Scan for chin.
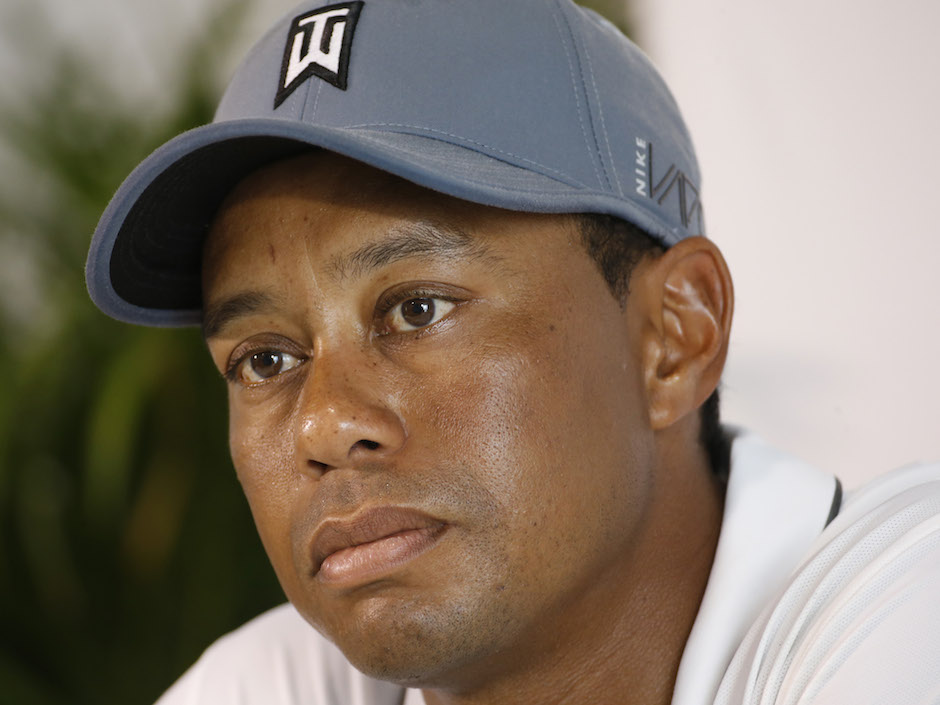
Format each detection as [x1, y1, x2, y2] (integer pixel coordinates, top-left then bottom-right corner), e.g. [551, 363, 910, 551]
[324, 591, 516, 688]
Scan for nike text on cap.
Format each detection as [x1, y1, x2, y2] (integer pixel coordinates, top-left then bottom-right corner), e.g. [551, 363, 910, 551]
[86, 0, 704, 327]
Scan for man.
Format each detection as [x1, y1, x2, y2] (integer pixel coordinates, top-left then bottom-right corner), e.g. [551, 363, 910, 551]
[85, 1, 940, 703]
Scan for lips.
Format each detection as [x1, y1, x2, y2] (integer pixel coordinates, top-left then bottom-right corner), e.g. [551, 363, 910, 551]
[310, 506, 446, 584]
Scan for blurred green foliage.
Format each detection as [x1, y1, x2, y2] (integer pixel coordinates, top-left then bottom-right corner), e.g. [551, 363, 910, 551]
[580, 0, 632, 33]
[0, 1, 631, 703]
[0, 2, 285, 704]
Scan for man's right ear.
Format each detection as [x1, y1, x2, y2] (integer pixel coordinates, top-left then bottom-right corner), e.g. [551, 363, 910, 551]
[633, 236, 734, 431]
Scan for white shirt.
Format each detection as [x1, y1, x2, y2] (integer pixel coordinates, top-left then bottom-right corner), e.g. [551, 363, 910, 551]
[156, 432, 940, 704]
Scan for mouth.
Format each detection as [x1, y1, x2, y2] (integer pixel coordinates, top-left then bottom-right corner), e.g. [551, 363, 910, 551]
[311, 506, 447, 586]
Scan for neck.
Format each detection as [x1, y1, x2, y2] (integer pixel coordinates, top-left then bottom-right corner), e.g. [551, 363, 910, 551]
[420, 432, 725, 705]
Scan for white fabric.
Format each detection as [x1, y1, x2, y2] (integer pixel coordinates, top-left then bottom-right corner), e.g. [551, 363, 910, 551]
[155, 432, 940, 705]
[155, 602, 403, 705]
[712, 462, 940, 705]
[671, 432, 838, 704]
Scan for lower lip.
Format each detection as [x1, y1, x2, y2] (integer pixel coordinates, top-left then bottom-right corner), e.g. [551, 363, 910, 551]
[317, 525, 446, 586]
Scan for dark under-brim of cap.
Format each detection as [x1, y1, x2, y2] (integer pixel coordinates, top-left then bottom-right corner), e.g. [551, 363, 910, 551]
[86, 117, 681, 327]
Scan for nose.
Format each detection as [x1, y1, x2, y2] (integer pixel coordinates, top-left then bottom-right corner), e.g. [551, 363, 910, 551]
[294, 351, 407, 474]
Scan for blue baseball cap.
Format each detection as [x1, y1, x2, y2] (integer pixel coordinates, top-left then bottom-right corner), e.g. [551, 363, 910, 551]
[86, 0, 704, 327]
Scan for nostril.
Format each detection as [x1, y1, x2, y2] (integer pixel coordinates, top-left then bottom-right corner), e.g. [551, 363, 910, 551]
[356, 439, 380, 451]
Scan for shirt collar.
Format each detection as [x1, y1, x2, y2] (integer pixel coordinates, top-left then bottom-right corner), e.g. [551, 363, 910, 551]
[670, 429, 840, 705]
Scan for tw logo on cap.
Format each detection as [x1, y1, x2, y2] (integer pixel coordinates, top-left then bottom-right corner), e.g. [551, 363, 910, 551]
[275, 1, 364, 108]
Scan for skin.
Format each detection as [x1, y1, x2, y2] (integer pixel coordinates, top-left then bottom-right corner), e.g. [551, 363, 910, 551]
[202, 151, 733, 705]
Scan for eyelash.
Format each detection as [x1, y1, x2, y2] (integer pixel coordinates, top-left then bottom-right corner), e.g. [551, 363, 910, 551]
[222, 287, 462, 385]
[375, 286, 446, 318]
[376, 285, 463, 337]
[224, 349, 290, 384]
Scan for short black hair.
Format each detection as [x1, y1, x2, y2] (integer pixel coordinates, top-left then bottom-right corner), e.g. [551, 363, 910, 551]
[577, 213, 730, 480]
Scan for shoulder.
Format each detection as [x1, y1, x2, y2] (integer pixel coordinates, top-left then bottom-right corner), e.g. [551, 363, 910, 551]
[716, 462, 940, 705]
[155, 603, 405, 705]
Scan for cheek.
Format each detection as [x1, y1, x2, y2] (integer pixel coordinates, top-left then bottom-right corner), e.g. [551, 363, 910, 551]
[408, 314, 650, 555]
[228, 391, 294, 494]
[227, 391, 303, 587]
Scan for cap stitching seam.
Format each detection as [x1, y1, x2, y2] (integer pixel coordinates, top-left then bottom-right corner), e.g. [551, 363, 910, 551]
[301, 77, 321, 122]
[548, 3, 605, 188]
[341, 131, 600, 195]
[344, 123, 590, 188]
[581, 36, 623, 197]
[551, 1, 612, 192]
[311, 81, 324, 122]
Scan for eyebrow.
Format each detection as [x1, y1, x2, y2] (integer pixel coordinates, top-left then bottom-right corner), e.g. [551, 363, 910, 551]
[202, 222, 499, 338]
[202, 291, 278, 339]
[327, 221, 498, 282]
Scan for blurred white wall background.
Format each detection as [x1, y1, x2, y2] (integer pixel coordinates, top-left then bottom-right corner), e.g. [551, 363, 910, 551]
[634, 0, 940, 486]
[3, 0, 937, 487]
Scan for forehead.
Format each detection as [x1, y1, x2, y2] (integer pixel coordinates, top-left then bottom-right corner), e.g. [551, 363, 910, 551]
[202, 151, 580, 291]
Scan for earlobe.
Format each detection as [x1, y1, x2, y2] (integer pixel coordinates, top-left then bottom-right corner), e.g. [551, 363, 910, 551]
[640, 237, 734, 430]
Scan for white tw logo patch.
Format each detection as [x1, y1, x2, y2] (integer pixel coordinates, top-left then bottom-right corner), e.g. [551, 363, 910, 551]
[275, 1, 364, 108]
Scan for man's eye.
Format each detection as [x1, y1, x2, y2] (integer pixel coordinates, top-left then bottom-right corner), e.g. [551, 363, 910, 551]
[385, 297, 456, 333]
[235, 350, 303, 385]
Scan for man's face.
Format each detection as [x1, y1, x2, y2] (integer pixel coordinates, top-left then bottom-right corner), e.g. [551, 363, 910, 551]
[202, 152, 657, 688]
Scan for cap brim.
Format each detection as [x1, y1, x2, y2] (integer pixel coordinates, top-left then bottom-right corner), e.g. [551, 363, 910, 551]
[86, 118, 678, 327]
